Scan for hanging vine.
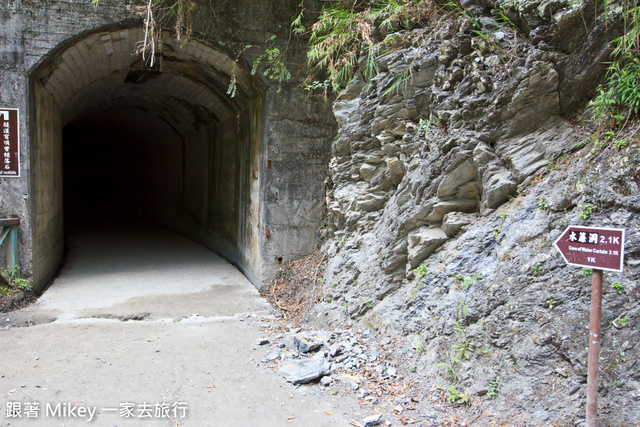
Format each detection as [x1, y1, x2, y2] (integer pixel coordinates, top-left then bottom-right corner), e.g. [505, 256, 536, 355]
[92, 0, 196, 68]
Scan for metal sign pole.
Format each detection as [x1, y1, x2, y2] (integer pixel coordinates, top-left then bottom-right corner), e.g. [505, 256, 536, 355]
[586, 268, 603, 427]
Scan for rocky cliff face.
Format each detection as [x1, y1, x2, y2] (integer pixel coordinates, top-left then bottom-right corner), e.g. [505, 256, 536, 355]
[310, 0, 640, 424]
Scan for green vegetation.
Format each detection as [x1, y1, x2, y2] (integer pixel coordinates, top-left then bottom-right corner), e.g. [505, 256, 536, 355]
[250, 35, 291, 84]
[611, 281, 624, 294]
[443, 385, 470, 404]
[531, 264, 543, 276]
[302, 0, 451, 91]
[588, 0, 640, 150]
[413, 262, 428, 279]
[579, 204, 597, 219]
[614, 315, 629, 328]
[593, 55, 640, 119]
[410, 263, 429, 299]
[487, 380, 499, 400]
[451, 305, 474, 359]
[592, 0, 640, 117]
[436, 302, 476, 382]
[453, 273, 483, 290]
[0, 267, 32, 292]
[436, 350, 460, 380]
[414, 333, 426, 354]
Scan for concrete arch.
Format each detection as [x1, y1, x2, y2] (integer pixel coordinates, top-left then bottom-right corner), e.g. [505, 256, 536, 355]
[29, 25, 264, 290]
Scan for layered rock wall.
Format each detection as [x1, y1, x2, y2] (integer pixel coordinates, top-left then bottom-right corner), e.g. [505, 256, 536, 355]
[313, 0, 639, 424]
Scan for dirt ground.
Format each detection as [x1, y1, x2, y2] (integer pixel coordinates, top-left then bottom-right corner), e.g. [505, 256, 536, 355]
[0, 228, 363, 426]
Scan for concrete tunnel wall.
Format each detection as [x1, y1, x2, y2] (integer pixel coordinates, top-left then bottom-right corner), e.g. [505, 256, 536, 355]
[1, 0, 337, 293]
[28, 27, 264, 291]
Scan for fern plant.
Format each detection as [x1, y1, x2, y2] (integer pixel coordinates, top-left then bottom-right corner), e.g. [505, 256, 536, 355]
[305, 0, 450, 91]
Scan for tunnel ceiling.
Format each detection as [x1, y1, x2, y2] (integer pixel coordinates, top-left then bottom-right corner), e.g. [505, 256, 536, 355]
[32, 27, 258, 127]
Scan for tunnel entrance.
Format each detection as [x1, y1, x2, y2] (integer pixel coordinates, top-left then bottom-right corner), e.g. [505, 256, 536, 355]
[29, 27, 263, 290]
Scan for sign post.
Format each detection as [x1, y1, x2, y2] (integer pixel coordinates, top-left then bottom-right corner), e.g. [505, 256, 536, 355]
[554, 226, 625, 427]
[0, 108, 20, 177]
[586, 268, 603, 427]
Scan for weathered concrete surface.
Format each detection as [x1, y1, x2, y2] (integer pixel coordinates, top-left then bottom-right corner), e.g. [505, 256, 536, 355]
[33, 225, 271, 321]
[1, 0, 336, 292]
[1, 227, 358, 426]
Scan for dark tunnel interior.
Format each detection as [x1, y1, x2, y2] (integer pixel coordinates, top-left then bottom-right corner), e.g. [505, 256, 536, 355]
[62, 110, 185, 232]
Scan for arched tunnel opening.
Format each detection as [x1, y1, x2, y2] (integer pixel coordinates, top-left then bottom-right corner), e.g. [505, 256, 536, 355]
[29, 27, 263, 291]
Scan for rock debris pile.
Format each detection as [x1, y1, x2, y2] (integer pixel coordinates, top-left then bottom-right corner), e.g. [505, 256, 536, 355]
[254, 324, 458, 426]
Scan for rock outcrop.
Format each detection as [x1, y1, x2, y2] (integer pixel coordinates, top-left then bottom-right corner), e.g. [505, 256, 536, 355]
[309, 0, 640, 424]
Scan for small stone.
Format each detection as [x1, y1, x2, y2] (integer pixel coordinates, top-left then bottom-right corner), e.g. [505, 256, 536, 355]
[328, 343, 341, 357]
[279, 357, 330, 384]
[335, 354, 348, 363]
[362, 413, 383, 426]
[257, 338, 270, 346]
[320, 376, 333, 387]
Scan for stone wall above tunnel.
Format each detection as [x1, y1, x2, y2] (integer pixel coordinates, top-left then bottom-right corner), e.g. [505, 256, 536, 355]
[0, 0, 336, 291]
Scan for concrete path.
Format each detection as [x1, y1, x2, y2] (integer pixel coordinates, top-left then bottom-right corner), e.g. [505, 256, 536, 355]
[36, 226, 271, 321]
[0, 227, 358, 426]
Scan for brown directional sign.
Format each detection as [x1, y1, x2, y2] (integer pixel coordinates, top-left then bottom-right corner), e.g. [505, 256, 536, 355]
[0, 108, 19, 177]
[554, 226, 625, 272]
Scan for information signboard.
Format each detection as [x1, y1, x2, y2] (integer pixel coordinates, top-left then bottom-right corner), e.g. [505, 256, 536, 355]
[554, 226, 625, 272]
[0, 108, 19, 177]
